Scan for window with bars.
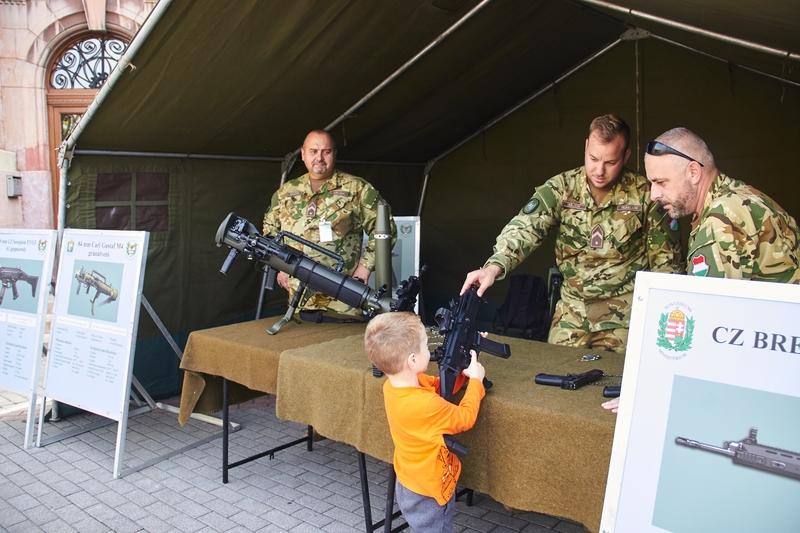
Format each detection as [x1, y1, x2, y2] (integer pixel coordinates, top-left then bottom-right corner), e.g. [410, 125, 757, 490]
[95, 172, 169, 232]
[50, 36, 128, 89]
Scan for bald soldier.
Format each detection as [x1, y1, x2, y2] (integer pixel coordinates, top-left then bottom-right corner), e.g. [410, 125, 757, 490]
[603, 126, 800, 414]
[263, 129, 397, 316]
[462, 114, 682, 353]
[645, 127, 799, 282]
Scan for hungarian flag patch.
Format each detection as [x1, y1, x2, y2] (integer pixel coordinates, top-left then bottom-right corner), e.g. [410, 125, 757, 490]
[691, 254, 709, 276]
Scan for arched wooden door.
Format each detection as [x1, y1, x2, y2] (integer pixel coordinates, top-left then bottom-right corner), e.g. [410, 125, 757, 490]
[46, 34, 130, 224]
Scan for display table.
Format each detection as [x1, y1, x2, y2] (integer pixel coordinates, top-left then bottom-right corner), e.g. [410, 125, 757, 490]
[275, 333, 621, 532]
[177, 318, 365, 425]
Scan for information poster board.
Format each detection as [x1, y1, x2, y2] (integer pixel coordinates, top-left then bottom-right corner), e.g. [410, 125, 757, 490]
[0, 229, 57, 447]
[601, 272, 800, 533]
[43, 230, 148, 422]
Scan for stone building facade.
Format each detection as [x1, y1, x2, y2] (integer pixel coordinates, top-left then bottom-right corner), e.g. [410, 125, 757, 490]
[0, 0, 156, 229]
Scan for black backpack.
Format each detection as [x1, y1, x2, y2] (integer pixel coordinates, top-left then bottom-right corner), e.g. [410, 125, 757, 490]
[493, 274, 550, 341]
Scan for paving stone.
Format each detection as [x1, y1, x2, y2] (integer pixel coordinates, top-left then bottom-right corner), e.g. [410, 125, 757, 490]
[1, 392, 593, 533]
[554, 519, 591, 533]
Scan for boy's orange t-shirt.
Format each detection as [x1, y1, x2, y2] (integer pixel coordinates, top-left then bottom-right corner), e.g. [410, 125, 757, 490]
[383, 373, 485, 505]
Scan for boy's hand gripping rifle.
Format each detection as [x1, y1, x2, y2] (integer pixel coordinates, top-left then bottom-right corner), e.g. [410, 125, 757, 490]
[74, 267, 119, 315]
[215, 213, 420, 333]
[431, 285, 511, 455]
[0, 266, 39, 305]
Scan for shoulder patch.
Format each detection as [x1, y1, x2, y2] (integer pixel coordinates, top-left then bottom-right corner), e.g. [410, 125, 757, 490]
[690, 255, 709, 276]
[522, 198, 539, 214]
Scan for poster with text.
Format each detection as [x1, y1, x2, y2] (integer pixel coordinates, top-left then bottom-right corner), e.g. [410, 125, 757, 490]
[0, 230, 56, 396]
[600, 273, 800, 533]
[43, 230, 148, 421]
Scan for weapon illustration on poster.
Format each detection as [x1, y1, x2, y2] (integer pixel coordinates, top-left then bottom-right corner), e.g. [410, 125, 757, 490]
[675, 428, 800, 481]
[74, 267, 119, 316]
[0, 266, 39, 306]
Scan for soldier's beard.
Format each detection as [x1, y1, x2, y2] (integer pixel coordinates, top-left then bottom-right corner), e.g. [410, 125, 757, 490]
[662, 182, 696, 218]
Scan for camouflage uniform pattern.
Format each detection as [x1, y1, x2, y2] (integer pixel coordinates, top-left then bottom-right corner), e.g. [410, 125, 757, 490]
[688, 174, 799, 283]
[263, 170, 397, 313]
[485, 166, 682, 352]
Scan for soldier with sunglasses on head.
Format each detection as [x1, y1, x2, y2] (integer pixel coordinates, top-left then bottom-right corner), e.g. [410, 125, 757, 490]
[644, 127, 799, 282]
[603, 127, 799, 414]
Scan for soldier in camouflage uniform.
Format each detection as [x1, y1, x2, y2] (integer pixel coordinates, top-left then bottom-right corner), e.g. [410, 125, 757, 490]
[604, 127, 800, 416]
[462, 115, 682, 353]
[263, 130, 397, 315]
[645, 127, 799, 282]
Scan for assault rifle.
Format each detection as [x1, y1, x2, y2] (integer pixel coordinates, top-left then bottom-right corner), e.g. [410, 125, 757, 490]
[431, 286, 511, 455]
[74, 267, 119, 315]
[215, 213, 420, 333]
[675, 428, 800, 481]
[534, 369, 604, 390]
[0, 266, 39, 305]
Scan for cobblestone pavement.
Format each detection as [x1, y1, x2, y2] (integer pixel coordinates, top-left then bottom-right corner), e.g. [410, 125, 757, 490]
[0, 392, 590, 533]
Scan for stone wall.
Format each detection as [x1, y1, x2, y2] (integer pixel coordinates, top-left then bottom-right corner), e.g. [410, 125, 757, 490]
[0, 0, 156, 228]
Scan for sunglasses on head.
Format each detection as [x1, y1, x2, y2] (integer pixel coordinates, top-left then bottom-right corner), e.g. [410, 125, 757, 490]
[645, 141, 704, 167]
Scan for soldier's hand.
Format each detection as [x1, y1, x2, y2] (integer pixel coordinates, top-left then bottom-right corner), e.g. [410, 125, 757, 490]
[462, 350, 486, 381]
[602, 397, 619, 414]
[277, 271, 291, 291]
[460, 264, 503, 297]
[352, 264, 370, 284]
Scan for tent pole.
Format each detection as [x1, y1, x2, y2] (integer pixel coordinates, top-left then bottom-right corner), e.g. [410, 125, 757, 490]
[578, 0, 800, 62]
[56, 0, 177, 233]
[418, 38, 622, 215]
[426, 38, 623, 171]
[70, 148, 424, 167]
[417, 161, 434, 218]
[280, 153, 298, 186]
[634, 38, 641, 172]
[322, 0, 495, 134]
[73, 149, 284, 162]
[650, 34, 800, 89]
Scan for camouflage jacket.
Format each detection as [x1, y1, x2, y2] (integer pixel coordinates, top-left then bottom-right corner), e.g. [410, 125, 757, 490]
[485, 166, 682, 331]
[688, 174, 799, 283]
[262, 171, 397, 311]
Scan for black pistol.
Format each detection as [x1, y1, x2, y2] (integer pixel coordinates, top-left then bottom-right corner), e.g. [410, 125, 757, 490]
[534, 368, 604, 390]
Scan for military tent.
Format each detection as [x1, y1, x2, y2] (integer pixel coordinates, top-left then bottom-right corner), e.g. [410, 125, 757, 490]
[59, 0, 800, 397]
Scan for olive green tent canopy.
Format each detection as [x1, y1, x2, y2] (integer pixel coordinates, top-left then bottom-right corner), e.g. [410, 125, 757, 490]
[63, 0, 800, 398]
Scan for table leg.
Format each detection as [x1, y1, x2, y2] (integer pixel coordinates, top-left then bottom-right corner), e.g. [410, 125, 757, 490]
[222, 377, 229, 483]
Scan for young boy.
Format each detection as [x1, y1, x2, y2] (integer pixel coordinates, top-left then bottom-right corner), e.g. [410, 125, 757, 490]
[364, 312, 486, 532]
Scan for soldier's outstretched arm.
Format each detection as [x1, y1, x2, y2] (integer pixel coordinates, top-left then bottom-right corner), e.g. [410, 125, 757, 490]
[460, 264, 503, 297]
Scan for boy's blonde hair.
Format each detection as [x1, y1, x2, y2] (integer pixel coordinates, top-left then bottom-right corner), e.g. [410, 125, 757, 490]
[364, 312, 425, 375]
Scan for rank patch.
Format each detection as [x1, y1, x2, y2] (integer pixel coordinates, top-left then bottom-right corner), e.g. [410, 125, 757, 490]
[589, 224, 605, 248]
